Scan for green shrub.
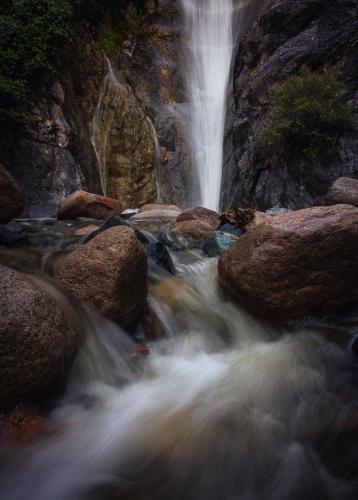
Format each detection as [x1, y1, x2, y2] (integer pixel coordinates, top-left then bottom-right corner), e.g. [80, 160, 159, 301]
[0, 0, 74, 125]
[98, 23, 118, 55]
[262, 68, 355, 160]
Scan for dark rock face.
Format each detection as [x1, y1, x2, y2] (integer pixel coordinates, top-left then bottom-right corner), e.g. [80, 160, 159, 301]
[0, 165, 24, 223]
[228, 0, 358, 210]
[57, 190, 123, 220]
[120, 1, 193, 207]
[0, 266, 80, 410]
[0, 36, 104, 218]
[326, 177, 358, 207]
[54, 226, 148, 327]
[218, 204, 358, 322]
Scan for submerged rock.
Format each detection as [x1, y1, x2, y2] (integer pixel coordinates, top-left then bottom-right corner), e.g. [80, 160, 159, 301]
[54, 226, 147, 327]
[0, 221, 29, 246]
[203, 231, 240, 257]
[326, 177, 358, 208]
[0, 411, 55, 446]
[0, 266, 80, 410]
[159, 230, 196, 251]
[218, 205, 358, 322]
[218, 224, 243, 238]
[57, 190, 122, 220]
[0, 165, 24, 223]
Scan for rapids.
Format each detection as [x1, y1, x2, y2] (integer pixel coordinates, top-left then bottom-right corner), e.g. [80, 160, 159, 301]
[0, 220, 357, 500]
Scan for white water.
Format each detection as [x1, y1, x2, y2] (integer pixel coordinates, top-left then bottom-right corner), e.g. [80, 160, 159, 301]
[91, 57, 118, 197]
[181, 0, 236, 210]
[0, 259, 356, 500]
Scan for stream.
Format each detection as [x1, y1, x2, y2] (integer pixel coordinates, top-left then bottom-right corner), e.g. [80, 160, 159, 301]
[0, 218, 358, 500]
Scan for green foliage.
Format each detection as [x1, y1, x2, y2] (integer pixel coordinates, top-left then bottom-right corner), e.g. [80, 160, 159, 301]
[262, 68, 355, 160]
[0, 0, 147, 126]
[98, 23, 118, 55]
[0, 0, 74, 125]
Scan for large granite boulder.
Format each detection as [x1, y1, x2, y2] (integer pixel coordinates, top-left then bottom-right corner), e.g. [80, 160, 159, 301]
[54, 226, 147, 326]
[0, 165, 24, 223]
[0, 266, 80, 410]
[57, 190, 123, 220]
[218, 205, 358, 322]
[326, 177, 358, 207]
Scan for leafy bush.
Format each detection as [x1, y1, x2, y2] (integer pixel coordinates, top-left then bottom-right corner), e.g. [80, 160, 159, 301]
[0, 0, 147, 126]
[0, 0, 74, 125]
[262, 68, 355, 160]
[98, 23, 118, 55]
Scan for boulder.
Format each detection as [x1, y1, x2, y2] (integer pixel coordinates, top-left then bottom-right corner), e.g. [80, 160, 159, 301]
[221, 208, 270, 231]
[0, 165, 24, 223]
[0, 266, 80, 410]
[176, 207, 221, 230]
[139, 203, 182, 214]
[57, 190, 122, 220]
[326, 177, 358, 208]
[130, 209, 181, 223]
[203, 231, 240, 257]
[54, 226, 147, 326]
[170, 220, 216, 240]
[218, 205, 358, 322]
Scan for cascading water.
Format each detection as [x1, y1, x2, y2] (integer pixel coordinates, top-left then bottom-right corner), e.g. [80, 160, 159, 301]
[91, 56, 116, 197]
[0, 229, 357, 500]
[181, 0, 235, 210]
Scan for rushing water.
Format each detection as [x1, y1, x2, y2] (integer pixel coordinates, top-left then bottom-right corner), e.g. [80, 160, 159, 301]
[0, 221, 358, 500]
[181, 0, 235, 210]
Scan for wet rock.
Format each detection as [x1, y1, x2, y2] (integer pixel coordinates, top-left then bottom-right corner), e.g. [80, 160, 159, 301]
[218, 205, 358, 322]
[326, 177, 358, 208]
[170, 220, 216, 241]
[0, 222, 29, 246]
[221, 208, 270, 231]
[130, 209, 181, 223]
[1, 411, 55, 446]
[54, 226, 147, 327]
[73, 224, 100, 237]
[159, 230, 196, 251]
[0, 165, 24, 223]
[218, 224, 243, 238]
[57, 190, 123, 220]
[0, 266, 80, 410]
[139, 203, 182, 214]
[143, 306, 166, 340]
[203, 231, 240, 257]
[176, 207, 221, 230]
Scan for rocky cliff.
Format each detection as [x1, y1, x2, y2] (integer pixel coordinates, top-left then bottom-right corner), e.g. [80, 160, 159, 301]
[228, 0, 358, 210]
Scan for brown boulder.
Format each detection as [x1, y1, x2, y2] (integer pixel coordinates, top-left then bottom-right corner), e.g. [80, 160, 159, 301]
[57, 190, 122, 220]
[326, 177, 358, 207]
[221, 208, 270, 231]
[176, 207, 221, 230]
[218, 205, 358, 322]
[171, 220, 215, 240]
[0, 165, 24, 223]
[0, 266, 80, 410]
[54, 226, 147, 326]
[130, 209, 181, 223]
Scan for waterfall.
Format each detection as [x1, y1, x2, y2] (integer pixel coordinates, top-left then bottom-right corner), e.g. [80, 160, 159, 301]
[91, 57, 118, 197]
[181, 0, 236, 211]
[146, 116, 162, 202]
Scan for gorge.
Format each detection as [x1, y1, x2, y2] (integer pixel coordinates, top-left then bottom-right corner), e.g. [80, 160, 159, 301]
[0, 1, 358, 499]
